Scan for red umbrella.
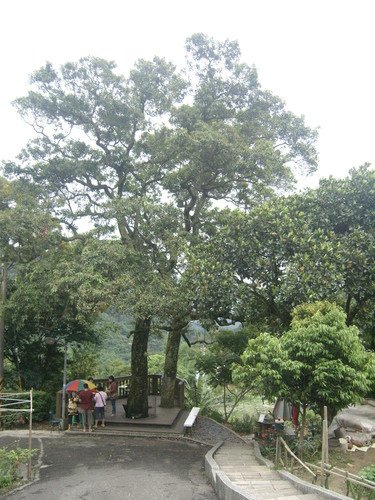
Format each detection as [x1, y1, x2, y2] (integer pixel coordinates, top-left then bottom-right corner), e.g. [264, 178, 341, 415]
[65, 379, 96, 392]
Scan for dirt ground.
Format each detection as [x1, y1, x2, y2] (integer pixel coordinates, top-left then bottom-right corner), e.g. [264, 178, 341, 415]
[294, 441, 375, 497]
[328, 444, 375, 496]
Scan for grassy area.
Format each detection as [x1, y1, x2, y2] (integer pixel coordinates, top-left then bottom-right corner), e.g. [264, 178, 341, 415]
[228, 395, 274, 420]
[205, 393, 275, 434]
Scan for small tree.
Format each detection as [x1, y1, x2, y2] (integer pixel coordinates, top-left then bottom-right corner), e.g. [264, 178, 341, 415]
[283, 302, 373, 422]
[195, 328, 253, 421]
[234, 302, 374, 455]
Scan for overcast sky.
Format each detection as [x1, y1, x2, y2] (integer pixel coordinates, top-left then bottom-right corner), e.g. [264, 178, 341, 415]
[1, 0, 374, 189]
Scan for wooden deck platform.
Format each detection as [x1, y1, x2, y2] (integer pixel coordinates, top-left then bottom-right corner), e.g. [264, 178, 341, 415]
[105, 396, 182, 427]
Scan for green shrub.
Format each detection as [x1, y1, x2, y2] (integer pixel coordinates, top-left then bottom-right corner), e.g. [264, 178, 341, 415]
[230, 414, 257, 434]
[359, 465, 375, 482]
[0, 390, 52, 429]
[0, 390, 31, 429]
[0, 447, 36, 490]
[32, 391, 54, 421]
[347, 464, 375, 499]
[203, 407, 225, 423]
[184, 374, 218, 411]
[0, 413, 23, 430]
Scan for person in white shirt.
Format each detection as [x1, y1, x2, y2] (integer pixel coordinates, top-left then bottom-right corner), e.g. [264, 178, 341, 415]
[93, 384, 107, 428]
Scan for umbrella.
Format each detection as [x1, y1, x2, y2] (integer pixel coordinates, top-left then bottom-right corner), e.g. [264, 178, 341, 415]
[65, 379, 96, 393]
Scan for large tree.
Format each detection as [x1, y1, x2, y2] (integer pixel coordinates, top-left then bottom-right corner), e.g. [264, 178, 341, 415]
[0, 177, 60, 391]
[186, 166, 374, 336]
[289, 165, 375, 330]
[158, 33, 317, 404]
[3, 235, 112, 391]
[4, 56, 183, 416]
[3, 34, 318, 412]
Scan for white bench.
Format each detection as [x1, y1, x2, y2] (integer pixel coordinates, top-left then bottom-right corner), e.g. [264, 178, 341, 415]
[184, 407, 200, 433]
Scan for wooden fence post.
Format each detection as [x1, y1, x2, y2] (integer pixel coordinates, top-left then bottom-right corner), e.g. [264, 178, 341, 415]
[321, 405, 328, 487]
[276, 436, 280, 466]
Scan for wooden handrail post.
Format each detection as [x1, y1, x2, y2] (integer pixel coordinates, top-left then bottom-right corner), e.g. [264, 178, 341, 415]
[276, 436, 280, 466]
[285, 445, 288, 470]
[280, 437, 316, 480]
[321, 406, 328, 488]
[28, 389, 33, 480]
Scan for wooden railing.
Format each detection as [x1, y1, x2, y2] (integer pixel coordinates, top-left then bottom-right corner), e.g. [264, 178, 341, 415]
[57, 375, 185, 416]
[276, 436, 375, 498]
[275, 436, 318, 482]
[94, 374, 184, 405]
[93, 374, 164, 396]
[304, 462, 375, 498]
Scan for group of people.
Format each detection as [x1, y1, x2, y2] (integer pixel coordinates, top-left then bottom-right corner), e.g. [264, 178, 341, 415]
[67, 376, 118, 432]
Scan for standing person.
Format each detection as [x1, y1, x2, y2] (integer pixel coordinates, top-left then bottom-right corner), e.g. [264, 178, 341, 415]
[67, 392, 79, 431]
[93, 384, 107, 428]
[106, 375, 118, 416]
[78, 383, 94, 432]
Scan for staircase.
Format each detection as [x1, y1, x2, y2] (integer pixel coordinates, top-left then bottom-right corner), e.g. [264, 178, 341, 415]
[212, 441, 321, 499]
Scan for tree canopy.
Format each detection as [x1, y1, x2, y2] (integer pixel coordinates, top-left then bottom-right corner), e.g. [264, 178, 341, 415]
[2, 34, 319, 414]
[233, 302, 374, 422]
[186, 166, 374, 336]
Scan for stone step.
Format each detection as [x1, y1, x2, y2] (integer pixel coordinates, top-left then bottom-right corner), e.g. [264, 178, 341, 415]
[242, 488, 303, 499]
[214, 441, 321, 499]
[215, 452, 256, 459]
[218, 464, 277, 471]
[224, 471, 281, 480]
[266, 495, 320, 500]
[215, 456, 258, 463]
[215, 461, 260, 467]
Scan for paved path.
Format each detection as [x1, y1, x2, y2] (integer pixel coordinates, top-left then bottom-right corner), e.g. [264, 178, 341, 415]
[1, 419, 348, 499]
[1, 433, 216, 499]
[213, 441, 320, 499]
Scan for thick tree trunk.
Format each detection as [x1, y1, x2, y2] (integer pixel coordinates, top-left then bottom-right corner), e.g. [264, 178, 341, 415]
[0, 265, 7, 393]
[160, 328, 182, 408]
[127, 317, 151, 418]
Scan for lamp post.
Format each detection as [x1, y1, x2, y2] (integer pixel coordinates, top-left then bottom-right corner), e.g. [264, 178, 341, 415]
[61, 340, 67, 423]
[45, 337, 67, 426]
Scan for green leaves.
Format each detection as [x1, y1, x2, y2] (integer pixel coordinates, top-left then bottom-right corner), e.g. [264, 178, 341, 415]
[235, 302, 373, 418]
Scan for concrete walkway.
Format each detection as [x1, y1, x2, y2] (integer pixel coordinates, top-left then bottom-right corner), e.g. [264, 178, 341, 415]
[205, 440, 349, 500]
[2, 417, 350, 499]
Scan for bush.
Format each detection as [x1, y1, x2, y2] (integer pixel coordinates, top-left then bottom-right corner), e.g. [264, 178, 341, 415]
[203, 407, 225, 423]
[0, 390, 53, 429]
[347, 464, 375, 499]
[0, 447, 36, 490]
[184, 374, 218, 411]
[359, 465, 375, 482]
[0, 413, 23, 430]
[229, 414, 257, 434]
[256, 427, 321, 462]
[32, 391, 54, 421]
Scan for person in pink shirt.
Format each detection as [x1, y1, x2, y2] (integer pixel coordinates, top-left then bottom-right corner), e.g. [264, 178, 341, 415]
[93, 384, 107, 428]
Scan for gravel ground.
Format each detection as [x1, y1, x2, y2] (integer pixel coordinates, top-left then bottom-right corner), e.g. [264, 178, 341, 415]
[190, 416, 246, 445]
